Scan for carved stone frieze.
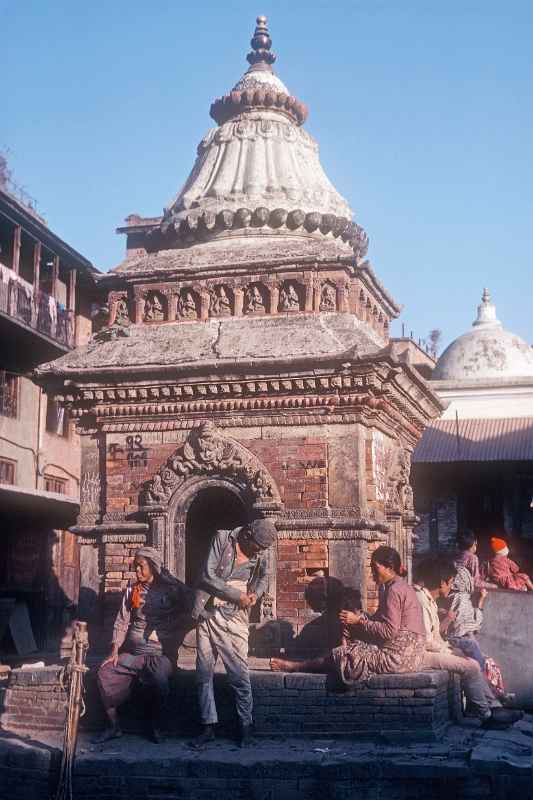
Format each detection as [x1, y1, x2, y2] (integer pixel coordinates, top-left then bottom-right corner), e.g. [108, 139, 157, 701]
[276, 529, 388, 541]
[79, 471, 100, 521]
[143, 421, 281, 506]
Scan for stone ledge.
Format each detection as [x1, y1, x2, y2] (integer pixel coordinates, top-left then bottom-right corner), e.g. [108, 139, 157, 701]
[1, 666, 456, 742]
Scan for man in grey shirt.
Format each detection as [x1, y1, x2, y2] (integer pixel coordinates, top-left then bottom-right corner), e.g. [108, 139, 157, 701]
[190, 518, 277, 747]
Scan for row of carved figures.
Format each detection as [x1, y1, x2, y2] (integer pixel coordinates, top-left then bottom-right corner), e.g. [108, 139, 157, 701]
[110, 280, 389, 334]
[112, 280, 341, 323]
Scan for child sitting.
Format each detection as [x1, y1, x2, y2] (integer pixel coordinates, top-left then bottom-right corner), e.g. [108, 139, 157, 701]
[447, 564, 487, 669]
[454, 530, 492, 589]
[485, 538, 533, 592]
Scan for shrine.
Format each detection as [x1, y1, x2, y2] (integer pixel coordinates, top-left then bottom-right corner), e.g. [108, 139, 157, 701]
[35, 17, 442, 652]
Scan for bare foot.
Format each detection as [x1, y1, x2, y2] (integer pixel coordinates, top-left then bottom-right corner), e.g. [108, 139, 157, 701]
[92, 727, 123, 744]
[270, 658, 297, 672]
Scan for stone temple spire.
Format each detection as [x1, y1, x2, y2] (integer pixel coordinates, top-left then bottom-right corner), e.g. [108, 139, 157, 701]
[156, 15, 369, 260]
[246, 15, 276, 71]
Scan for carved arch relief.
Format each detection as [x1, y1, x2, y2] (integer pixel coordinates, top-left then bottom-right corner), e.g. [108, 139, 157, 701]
[143, 421, 282, 508]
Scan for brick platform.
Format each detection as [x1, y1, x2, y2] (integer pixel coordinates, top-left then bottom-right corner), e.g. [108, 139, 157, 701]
[0, 665, 457, 742]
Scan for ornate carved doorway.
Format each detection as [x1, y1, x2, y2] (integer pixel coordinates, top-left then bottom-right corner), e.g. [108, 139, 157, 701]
[184, 486, 247, 585]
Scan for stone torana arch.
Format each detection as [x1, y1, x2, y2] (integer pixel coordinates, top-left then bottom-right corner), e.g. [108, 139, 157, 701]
[141, 421, 282, 618]
[143, 420, 281, 508]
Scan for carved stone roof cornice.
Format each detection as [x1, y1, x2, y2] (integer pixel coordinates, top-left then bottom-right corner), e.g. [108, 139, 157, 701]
[46, 351, 443, 445]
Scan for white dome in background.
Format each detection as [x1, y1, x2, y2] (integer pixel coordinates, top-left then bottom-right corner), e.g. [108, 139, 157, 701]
[433, 289, 533, 381]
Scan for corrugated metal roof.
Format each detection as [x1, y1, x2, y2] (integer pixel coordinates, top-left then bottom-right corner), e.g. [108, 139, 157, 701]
[413, 417, 533, 463]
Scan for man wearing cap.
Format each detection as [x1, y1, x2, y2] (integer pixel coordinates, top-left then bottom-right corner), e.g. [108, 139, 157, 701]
[95, 546, 191, 743]
[191, 518, 277, 747]
[486, 538, 533, 592]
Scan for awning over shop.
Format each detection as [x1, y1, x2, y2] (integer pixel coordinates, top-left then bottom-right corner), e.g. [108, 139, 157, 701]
[413, 417, 533, 464]
[0, 483, 79, 526]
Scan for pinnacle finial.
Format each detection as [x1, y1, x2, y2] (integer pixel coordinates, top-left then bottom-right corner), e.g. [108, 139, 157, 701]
[247, 15, 276, 72]
[473, 287, 500, 327]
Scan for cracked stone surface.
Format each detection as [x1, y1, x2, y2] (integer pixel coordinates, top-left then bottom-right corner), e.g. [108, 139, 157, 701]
[36, 313, 384, 376]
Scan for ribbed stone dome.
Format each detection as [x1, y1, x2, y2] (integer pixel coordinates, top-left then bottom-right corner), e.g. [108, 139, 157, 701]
[165, 16, 353, 226]
[433, 289, 533, 381]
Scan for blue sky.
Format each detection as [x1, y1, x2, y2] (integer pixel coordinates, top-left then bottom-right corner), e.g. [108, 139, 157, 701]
[2, 1, 532, 352]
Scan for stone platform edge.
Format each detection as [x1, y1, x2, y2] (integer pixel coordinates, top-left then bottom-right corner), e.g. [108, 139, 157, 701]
[0, 666, 458, 742]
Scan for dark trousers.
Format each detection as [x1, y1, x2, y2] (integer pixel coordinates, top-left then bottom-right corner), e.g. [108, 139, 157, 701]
[97, 652, 173, 711]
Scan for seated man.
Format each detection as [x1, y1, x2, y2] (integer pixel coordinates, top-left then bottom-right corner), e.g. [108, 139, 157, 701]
[414, 559, 521, 728]
[96, 546, 191, 743]
[485, 537, 533, 592]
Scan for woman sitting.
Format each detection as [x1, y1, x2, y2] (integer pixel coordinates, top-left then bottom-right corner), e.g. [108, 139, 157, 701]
[271, 546, 426, 683]
[96, 546, 191, 743]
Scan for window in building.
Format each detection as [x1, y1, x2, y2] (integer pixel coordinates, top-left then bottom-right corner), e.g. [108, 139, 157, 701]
[0, 370, 18, 417]
[44, 474, 67, 494]
[0, 458, 16, 485]
[45, 396, 68, 437]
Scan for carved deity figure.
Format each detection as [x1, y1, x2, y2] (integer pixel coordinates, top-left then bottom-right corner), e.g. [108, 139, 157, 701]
[279, 282, 300, 312]
[385, 448, 413, 512]
[144, 293, 165, 321]
[244, 284, 266, 314]
[320, 283, 337, 312]
[115, 298, 130, 324]
[209, 285, 232, 316]
[178, 290, 198, 319]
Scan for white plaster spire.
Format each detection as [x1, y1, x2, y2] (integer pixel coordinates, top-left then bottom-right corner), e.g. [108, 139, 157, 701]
[472, 288, 501, 328]
[165, 16, 353, 223]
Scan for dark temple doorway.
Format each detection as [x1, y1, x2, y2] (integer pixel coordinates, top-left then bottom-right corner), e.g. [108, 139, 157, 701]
[185, 487, 247, 586]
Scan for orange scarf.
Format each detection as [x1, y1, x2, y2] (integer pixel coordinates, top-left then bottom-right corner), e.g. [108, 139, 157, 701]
[130, 582, 144, 609]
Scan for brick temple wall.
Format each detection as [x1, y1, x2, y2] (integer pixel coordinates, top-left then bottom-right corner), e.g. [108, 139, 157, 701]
[76, 418, 411, 652]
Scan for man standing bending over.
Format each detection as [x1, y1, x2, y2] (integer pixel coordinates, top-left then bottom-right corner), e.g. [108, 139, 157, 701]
[190, 518, 277, 747]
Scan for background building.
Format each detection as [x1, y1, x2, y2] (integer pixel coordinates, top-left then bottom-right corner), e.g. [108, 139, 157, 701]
[413, 289, 533, 567]
[0, 180, 98, 653]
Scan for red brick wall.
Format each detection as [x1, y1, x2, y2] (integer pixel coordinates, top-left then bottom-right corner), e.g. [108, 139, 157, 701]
[104, 434, 329, 518]
[251, 438, 328, 509]
[277, 540, 329, 636]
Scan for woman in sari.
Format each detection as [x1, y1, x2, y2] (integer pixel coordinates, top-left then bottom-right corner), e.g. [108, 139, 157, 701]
[271, 546, 426, 683]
